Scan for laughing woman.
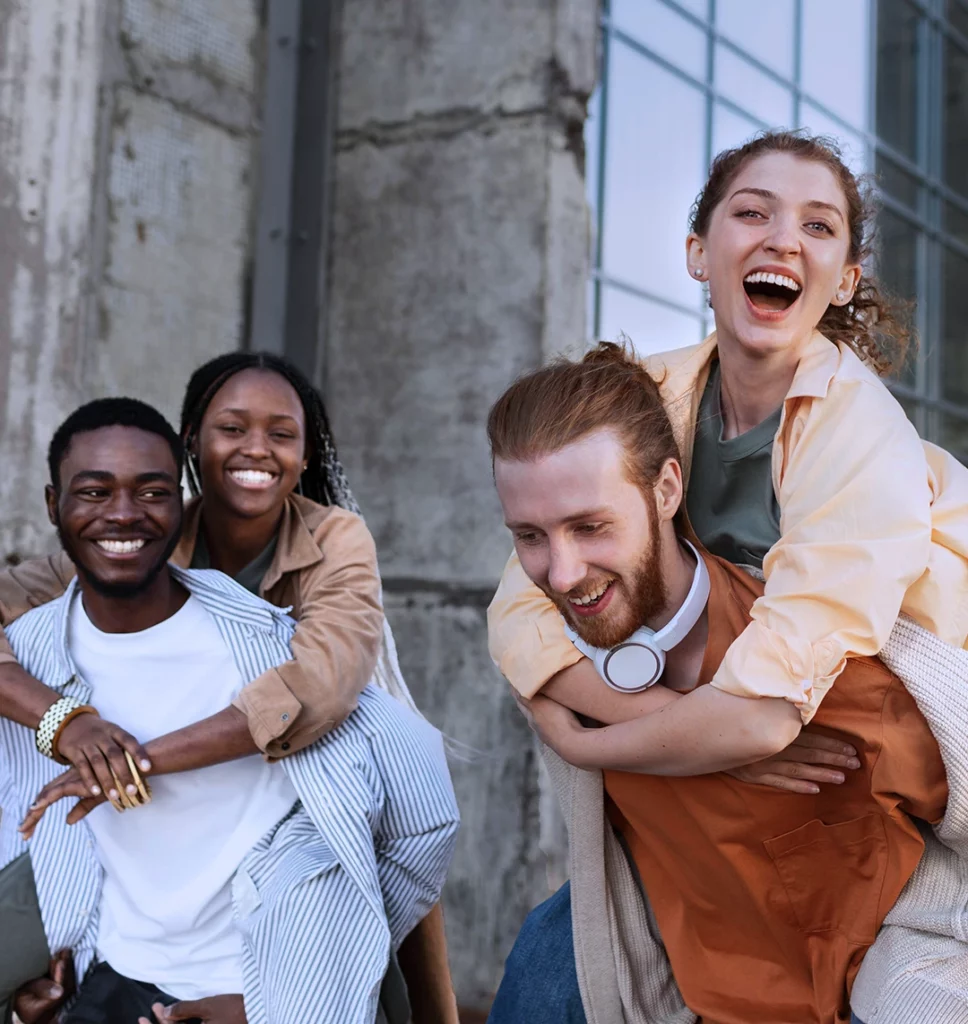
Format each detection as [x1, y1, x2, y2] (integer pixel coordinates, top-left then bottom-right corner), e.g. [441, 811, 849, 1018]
[0, 353, 458, 1024]
[487, 131, 968, 1024]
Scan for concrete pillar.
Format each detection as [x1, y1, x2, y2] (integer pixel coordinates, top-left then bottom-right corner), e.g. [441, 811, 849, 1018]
[324, 0, 598, 1008]
[0, 0, 262, 563]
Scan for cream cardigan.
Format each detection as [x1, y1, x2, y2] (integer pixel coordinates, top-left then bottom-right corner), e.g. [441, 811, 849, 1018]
[546, 612, 968, 1023]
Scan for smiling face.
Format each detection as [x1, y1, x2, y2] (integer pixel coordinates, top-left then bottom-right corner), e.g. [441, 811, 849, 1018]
[195, 368, 308, 522]
[688, 152, 862, 360]
[495, 429, 673, 648]
[47, 425, 183, 597]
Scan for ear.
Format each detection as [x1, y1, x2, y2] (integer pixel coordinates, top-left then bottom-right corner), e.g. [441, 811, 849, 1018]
[45, 485, 59, 527]
[686, 233, 706, 282]
[652, 458, 683, 523]
[831, 262, 863, 306]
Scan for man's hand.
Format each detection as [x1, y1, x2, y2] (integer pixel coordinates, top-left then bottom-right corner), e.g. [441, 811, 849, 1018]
[55, 712, 151, 806]
[725, 731, 861, 794]
[13, 950, 76, 1024]
[19, 766, 109, 839]
[139, 995, 247, 1023]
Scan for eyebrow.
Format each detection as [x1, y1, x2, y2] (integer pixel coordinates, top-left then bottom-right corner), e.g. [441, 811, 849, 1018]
[216, 408, 300, 423]
[729, 187, 845, 223]
[505, 509, 611, 530]
[70, 470, 178, 485]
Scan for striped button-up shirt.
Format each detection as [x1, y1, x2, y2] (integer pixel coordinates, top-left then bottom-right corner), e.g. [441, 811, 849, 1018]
[0, 567, 460, 1024]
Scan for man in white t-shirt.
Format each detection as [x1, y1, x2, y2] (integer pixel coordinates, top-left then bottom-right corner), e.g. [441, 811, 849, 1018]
[0, 398, 459, 1024]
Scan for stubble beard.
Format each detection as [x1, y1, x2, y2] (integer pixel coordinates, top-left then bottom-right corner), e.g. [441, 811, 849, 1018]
[548, 501, 669, 649]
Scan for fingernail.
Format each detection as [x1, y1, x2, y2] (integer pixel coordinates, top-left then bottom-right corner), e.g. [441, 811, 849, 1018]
[808, 785, 820, 793]
[848, 758, 861, 769]
[141, 759, 152, 770]
[30, 800, 41, 809]
[91, 785, 101, 795]
[126, 784, 138, 795]
[50, 984, 63, 997]
[832, 772, 845, 783]
[109, 789, 119, 800]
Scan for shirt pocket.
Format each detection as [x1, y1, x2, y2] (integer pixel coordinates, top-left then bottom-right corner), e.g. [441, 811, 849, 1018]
[763, 813, 888, 945]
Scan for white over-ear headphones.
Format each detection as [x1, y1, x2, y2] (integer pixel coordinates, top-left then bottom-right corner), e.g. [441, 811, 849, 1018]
[563, 540, 710, 693]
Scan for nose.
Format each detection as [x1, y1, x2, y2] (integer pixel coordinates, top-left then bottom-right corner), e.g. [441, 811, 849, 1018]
[103, 490, 142, 526]
[547, 540, 587, 596]
[240, 430, 272, 459]
[763, 211, 800, 256]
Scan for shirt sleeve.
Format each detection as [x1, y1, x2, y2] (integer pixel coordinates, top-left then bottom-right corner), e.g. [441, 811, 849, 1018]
[709, 379, 933, 722]
[487, 550, 583, 698]
[233, 511, 385, 758]
[0, 553, 76, 665]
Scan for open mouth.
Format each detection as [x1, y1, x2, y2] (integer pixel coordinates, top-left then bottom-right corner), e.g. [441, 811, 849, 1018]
[743, 271, 802, 313]
[568, 580, 614, 615]
[94, 539, 147, 555]
[228, 469, 278, 490]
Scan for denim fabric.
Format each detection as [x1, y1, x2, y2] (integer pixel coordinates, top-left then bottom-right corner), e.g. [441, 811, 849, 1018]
[851, 1015, 866, 1024]
[487, 882, 586, 1024]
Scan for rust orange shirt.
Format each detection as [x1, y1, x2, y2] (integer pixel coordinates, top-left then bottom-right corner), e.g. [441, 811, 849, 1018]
[605, 554, 948, 1024]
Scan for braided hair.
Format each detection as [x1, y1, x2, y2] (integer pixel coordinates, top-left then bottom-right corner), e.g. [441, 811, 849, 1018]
[180, 351, 357, 512]
[179, 350, 423, 717]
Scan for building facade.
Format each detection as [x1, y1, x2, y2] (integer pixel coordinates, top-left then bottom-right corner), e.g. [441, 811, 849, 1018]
[588, 0, 968, 458]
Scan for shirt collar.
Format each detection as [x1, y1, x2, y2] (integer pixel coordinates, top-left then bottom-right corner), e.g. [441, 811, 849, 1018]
[783, 330, 841, 401]
[172, 494, 325, 596]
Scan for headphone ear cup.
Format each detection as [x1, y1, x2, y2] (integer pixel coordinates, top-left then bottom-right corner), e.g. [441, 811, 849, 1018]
[603, 638, 664, 692]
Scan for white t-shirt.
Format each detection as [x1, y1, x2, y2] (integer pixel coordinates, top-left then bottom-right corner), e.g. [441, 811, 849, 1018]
[68, 593, 298, 1000]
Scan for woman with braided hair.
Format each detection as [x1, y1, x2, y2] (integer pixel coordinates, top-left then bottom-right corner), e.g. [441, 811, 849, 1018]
[0, 352, 458, 1024]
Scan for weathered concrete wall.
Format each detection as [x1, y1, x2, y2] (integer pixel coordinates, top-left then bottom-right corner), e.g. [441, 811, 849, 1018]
[0, 0, 262, 564]
[325, 0, 598, 1008]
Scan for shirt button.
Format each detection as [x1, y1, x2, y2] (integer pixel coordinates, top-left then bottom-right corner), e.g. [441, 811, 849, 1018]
[280, 713, 290, 722]
[281, 742, 290, 751]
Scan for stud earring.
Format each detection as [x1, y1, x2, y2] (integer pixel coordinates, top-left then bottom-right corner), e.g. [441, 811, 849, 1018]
[693, 268, 704, 280]
[836, 291, 846, 302]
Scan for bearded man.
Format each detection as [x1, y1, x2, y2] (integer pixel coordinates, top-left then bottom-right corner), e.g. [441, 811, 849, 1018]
[483, 343, 949, 1024]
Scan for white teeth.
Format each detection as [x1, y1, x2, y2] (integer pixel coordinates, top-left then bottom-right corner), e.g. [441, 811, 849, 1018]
[230, 470, 275, 485]
[569, 581, 612, 606]
[743, 271, 801, 292]
[96, 539, 145, 554]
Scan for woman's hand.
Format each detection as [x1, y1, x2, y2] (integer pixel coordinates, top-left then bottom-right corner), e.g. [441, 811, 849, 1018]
[514, 691, 587, 762]
[725, 731, 861, 794]
[12, 950, 75, 1024]
[19, 767, 109, 839]
[55, 712, 151, 805]
[139, 995, 247, 1023]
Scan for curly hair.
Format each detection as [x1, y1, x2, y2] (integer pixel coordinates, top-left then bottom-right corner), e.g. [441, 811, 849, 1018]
[690, 130, 914, 377]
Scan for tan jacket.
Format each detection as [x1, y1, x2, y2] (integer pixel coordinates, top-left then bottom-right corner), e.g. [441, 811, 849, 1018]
[0, 494, 384, 758]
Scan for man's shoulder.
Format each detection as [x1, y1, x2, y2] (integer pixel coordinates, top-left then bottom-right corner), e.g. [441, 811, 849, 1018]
[5, 593, 65, 648]
[343, 685, 444, 754]
[172, 566, 295, 630]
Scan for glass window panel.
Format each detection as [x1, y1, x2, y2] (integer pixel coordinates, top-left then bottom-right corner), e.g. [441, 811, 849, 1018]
[945, 200, 968, 247]
[598, 286, 704, 355]
[876, 153, 921, 210]
[611, 0, 708, 79]
[715, 0, 795, 76]
[799, 104, 868, 175]
[801, 0, 870, 130]
[941, 244, 968, 406]
[875, 0, 921, 161]
[712, 103, 759, 158]
[715, 45, 794, 128]
[601, 43, 706, 307]
[943, 34, 968, 199]
[941, 414, 968, 466]
[877, 210, 920, 387]
[673, 0, 709, 18]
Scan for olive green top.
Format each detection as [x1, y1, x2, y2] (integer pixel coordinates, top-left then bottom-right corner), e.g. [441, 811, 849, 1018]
[686, 360, 782, 569]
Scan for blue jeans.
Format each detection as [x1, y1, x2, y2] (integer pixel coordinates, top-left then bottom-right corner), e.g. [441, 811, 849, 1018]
[487, 881, 586, 1024]
[487, 880, 869, 1024]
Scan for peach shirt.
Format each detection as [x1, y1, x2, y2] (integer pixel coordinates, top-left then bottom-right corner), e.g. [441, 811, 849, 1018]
[488, 331, 968, 722]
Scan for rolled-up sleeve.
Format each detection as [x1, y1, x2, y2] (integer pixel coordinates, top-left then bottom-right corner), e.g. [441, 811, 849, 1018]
[0, 553, 75, 665]
[710, 379, 933, 722]
[234, 511, 385, 758]
[487, 551, 583, 698]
